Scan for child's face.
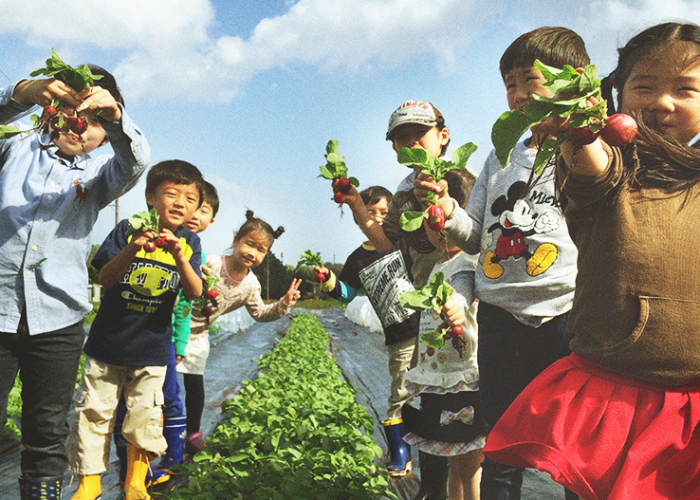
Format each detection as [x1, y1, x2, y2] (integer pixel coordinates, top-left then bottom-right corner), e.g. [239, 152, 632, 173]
[366, 197, 389, 226]
[232, 230, 271, 270]
[391, 123, 449, 160]
[146, 181, 201, 232]
[503, 66, 553, 111]
[185, 202, 216, 234]
[620, 42, 700, 144]
[51, 110, 107, 159]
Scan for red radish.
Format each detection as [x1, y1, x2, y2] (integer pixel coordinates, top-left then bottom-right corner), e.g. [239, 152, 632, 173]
[43, 105, 57, 117]
[66, 116, 87, 134]
[426, 347, 435, 356]
[427, 205, 445, 231]
[205, 289, 219, 300]
[143, 241, 156, 252]
[155, 237, 168, 248]
[314, 272, 327, 283]
[335, 177, 351, 193]
[601, 113, 637, 147]
[333, 191, 345, 204]
[568, 125, 599, 145]
[451, 325, 463, 336]
[201, 305, 215, 318]
[575, 68, 584, 74]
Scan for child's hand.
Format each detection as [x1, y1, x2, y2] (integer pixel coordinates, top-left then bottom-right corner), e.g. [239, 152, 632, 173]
[333, 179, 362, 208]
[11, 78, 82, 109]
[313, 265, 329, 275]
[441, 296, 466, 329]
[75, 86, 122, 122]
[413, 173, 454, 217]
[176, 355, 184, 364]
[159, 229, 183, 257]
[283, 278, 302, 306]
[131, 230, 158, 249]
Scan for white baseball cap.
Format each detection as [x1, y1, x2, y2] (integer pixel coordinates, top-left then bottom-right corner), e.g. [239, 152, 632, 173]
[386, 100, 444, 140]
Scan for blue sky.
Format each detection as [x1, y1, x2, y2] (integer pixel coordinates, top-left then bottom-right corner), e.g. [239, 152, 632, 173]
[2, 0, 700, 265]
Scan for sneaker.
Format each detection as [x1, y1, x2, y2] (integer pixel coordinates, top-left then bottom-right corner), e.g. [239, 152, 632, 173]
[185, 432, 205, 455]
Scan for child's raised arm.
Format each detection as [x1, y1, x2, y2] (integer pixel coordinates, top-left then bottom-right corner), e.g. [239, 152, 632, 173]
[342, 183, 394, 254]
[160, 229, 203, 300]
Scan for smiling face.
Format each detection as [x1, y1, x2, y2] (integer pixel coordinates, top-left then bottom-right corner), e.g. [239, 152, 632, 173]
[232, 229, 272, 270]
[186, 202, 216, 234]
[146, 181, 201, 232]
[620, 41, 700, 144]
[50, 110, 108, 159]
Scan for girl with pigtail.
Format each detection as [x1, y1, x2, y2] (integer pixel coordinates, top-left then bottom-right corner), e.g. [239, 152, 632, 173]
[484, 22, 700, 500]
[177, 210, 301, 452]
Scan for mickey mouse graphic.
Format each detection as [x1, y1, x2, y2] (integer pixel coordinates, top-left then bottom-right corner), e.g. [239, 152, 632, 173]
[482, 181, 559, 279]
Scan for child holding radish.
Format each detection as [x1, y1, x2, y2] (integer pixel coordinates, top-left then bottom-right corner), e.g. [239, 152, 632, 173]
[0, 53, 150, 500]
[482, 21, 700, 500]
[68, 160, 204, 500]
[112, 180, 219, 487]
[399, 168, 485, 500]
[178, 209, 302, 451]
[314, 185, 419, 477]
[414, 27, 588, 500]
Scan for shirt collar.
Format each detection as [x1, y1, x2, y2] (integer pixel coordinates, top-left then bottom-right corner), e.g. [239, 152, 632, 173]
[37, 130, 87, 170]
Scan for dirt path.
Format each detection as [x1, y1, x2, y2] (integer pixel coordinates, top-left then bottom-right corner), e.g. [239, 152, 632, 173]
[0, 308, 566, 499]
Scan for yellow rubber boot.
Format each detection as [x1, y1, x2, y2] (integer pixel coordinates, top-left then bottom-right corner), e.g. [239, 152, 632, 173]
[124, 444, 152, 500]
[69, 474, 102, 500]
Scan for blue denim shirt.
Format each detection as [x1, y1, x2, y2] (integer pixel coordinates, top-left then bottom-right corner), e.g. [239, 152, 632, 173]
[0, 84, 150, 335]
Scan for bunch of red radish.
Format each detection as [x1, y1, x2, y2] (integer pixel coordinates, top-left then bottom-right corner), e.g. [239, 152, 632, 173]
[43, 105, 89, 139]
[142, 236, 169, 253]
[200, 288, 219, 319]
[332, 177, 352, 204]
[569, 113, 638, 147]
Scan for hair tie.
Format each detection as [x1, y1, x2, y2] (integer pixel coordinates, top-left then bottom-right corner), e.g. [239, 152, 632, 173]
[609, 72, 617, 89]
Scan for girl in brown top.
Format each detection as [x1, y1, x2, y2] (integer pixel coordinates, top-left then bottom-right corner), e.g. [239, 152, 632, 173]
[484, 22, 700, 500]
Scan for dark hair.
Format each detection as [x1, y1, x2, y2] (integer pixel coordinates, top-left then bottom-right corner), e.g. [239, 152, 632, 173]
[202, 180, 220, 217]
[145, 160, 205, 209]
[353, 186, 392, 226]
[87, 65, 124, 107]
[599, 22, 700, 191]
[500, 26, 590, 79]
[234, 210, 284, 245]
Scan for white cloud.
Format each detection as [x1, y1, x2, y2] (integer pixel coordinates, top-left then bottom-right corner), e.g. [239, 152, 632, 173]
[0, 0, 497, 101]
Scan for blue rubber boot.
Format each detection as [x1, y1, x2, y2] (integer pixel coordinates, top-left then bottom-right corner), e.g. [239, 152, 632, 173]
[147, 414, 186, 486]
[381, 418, 412, 476]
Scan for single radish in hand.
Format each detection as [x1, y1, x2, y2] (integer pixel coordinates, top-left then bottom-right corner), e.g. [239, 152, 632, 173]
[155, 237, 169, 248]
[201, 305, 215, 318]
[333, 191, 345, 204]
[427, 205, 445, 231]
[143, 241, 157, 253]
[205, 289, 219, 300]
[601, 113, 637, 147]
[314, 272, 327, 283]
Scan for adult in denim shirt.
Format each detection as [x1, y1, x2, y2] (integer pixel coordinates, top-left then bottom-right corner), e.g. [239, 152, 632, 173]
[0, 67, 150, 500]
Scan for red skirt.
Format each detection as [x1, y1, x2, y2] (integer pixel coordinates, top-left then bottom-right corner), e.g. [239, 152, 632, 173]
[483, 354, 700, 500]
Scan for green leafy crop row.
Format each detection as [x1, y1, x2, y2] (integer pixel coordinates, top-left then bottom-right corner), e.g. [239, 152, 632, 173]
[168, 314, 396, 500]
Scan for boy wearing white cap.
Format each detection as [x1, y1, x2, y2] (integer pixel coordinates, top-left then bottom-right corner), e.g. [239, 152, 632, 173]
[341, 99, 455, 499]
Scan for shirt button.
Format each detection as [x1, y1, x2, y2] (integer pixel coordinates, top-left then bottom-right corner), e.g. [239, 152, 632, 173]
[50, 181, 56, 187]
[38, 219, 44, 223]
[32, 245, 38, 251]
[47, 195, 52, 200]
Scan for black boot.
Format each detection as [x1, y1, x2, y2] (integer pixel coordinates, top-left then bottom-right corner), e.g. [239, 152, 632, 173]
[18, 476, 62, 500]
[412, 451, 449, 500]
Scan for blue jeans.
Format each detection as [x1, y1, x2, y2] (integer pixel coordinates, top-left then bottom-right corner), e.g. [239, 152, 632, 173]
[477, 301, 574, 500]
[0, 315, 84, 478]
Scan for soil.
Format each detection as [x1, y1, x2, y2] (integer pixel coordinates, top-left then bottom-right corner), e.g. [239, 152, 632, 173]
[0, 308, 567, 499]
